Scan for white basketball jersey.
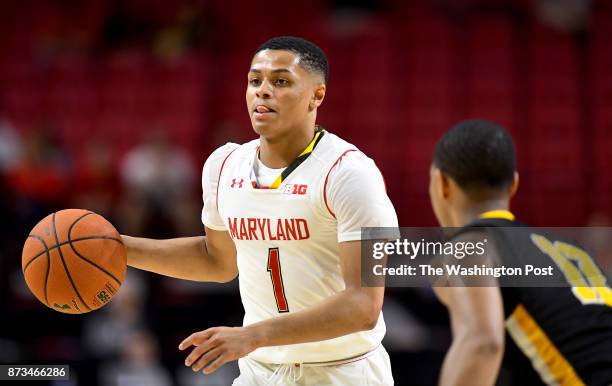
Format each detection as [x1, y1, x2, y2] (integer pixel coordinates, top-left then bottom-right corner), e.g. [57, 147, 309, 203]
[208, 131, 391, 364]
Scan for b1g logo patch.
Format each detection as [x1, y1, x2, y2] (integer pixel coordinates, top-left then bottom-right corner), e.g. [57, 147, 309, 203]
[283, 184, 308, 195]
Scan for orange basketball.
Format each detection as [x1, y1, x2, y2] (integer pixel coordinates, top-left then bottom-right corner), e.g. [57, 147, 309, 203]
[21, 209, 127, 314]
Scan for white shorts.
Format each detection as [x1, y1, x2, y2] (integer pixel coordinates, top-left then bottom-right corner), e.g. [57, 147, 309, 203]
[232, 345, 394, 386]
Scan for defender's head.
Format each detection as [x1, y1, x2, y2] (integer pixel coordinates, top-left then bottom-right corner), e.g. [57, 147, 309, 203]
[429, 119, 519, 227]
[246, 36, 328, 138]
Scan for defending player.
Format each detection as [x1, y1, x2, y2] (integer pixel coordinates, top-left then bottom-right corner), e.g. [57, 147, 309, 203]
[122, 36, 397, 385]
[429, 119, 612, 386]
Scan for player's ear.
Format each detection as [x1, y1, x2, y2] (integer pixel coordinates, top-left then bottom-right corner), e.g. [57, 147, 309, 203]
[509, 172, 519, 198]
[431, 167, 450, 200]
[440, 172, 452, 200]
[309, 84, 326, 111]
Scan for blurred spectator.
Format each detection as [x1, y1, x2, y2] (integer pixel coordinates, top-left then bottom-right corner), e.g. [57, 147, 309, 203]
[6, 123, 72, 234]
[535, 0, 592, 32]
[7, 123, 70, 205]
[171, 191, 203, 237]
[0, 119, 20, 308]
[84, 271, 148, 360]
[32, 3, 92, 60]
[153, 3, 216, 62]
[0, 117, 22, 173]
[119, 128, 198, 237]
[72, 138, 119, 218]
[113, 189, 151, 238]
[120, 129, 194, 206]
[100, 329, 172, 386]
[381, 297, 432, 352]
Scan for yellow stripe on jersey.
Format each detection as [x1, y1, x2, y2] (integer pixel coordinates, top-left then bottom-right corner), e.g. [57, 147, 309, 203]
[299, 129, 322, 156]
[269, 129, 325, 189]
[480, 209, 515, 221]
[269, 176, 282, 189]
[505, 304, 585, 386]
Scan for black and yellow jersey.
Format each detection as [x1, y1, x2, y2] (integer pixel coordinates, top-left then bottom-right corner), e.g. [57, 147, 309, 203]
[462, 211, 612, 386]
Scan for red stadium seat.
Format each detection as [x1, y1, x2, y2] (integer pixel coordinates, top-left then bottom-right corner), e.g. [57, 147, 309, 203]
[465, 17, 515, 125]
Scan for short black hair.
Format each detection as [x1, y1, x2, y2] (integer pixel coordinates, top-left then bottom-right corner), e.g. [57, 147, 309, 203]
[433, 119, 516, 194]
[255, 36, 329, 84]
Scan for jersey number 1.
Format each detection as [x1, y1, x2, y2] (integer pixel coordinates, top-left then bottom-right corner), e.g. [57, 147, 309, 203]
[267, 248, 289, 312]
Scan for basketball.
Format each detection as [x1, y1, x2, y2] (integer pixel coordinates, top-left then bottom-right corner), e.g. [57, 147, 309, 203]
[21, 209, 127, 314]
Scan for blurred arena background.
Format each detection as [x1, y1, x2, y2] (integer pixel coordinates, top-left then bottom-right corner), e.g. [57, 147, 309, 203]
[0, 0, 611, 385]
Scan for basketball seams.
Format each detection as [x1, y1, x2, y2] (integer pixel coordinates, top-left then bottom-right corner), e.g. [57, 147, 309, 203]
[67, 212, 125, 287]
[23, 209, 125, 314]
[51, 212, 91, 311]
[23, 235, 123, 273]
[24, 235, 51, 306]
[67, 238, 123, 287]
[69, 211, 94, 236]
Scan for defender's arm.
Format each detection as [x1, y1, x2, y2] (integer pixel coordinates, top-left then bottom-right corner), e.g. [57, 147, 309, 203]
[434, 285, 505, 386]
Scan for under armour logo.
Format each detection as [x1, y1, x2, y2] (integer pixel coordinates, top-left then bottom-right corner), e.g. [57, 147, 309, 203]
[231, 178, 244, 188]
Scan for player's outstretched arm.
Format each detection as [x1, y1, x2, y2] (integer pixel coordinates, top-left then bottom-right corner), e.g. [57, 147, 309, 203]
[434, 286, 505, 386]
[122, 226, 237, 283]
[178, 240, 384, 374]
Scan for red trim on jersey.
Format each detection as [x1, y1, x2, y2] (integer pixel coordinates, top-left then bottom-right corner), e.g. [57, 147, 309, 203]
[323, 149, 357, 219]
[216, 148, 238, 210]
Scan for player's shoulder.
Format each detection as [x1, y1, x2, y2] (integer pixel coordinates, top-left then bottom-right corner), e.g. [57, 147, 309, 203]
[206, 142, 239, 164]
[315, 131, 366, 167]
[318, 131, 357, 154]
[205, 139, 258, 166]
[322, 132, 379, 173]
[202, 140, 258, 184]
[208, 138, 258, 160]
[320, 132, 384, 190]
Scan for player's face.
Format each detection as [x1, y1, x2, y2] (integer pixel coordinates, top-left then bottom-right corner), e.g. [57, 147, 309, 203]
[246, 49, 323, 138]
[429, 165, 451, 227]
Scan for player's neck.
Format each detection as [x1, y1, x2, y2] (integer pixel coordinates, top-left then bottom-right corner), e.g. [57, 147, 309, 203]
[258, 126, 316, 168]
[453, 200, 510, 227]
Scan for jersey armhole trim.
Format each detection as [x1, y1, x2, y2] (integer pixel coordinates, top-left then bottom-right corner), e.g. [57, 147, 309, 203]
[323, 149, 357, 219]
[216, 148, 238, 210]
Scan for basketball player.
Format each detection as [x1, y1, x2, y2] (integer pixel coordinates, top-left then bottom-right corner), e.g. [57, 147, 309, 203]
[428, 119, 612, 385]
[122, 36, 397, 385]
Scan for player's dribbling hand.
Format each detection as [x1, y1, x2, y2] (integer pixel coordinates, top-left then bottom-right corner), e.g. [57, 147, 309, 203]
[179, 326, 260, 374]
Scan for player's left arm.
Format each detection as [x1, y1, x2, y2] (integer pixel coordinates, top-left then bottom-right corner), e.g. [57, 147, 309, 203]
[179, 240, 384, 373]
[178, 152, 396, 374]
[434, 285, 505, 386]
[434, 233, 506, 386]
